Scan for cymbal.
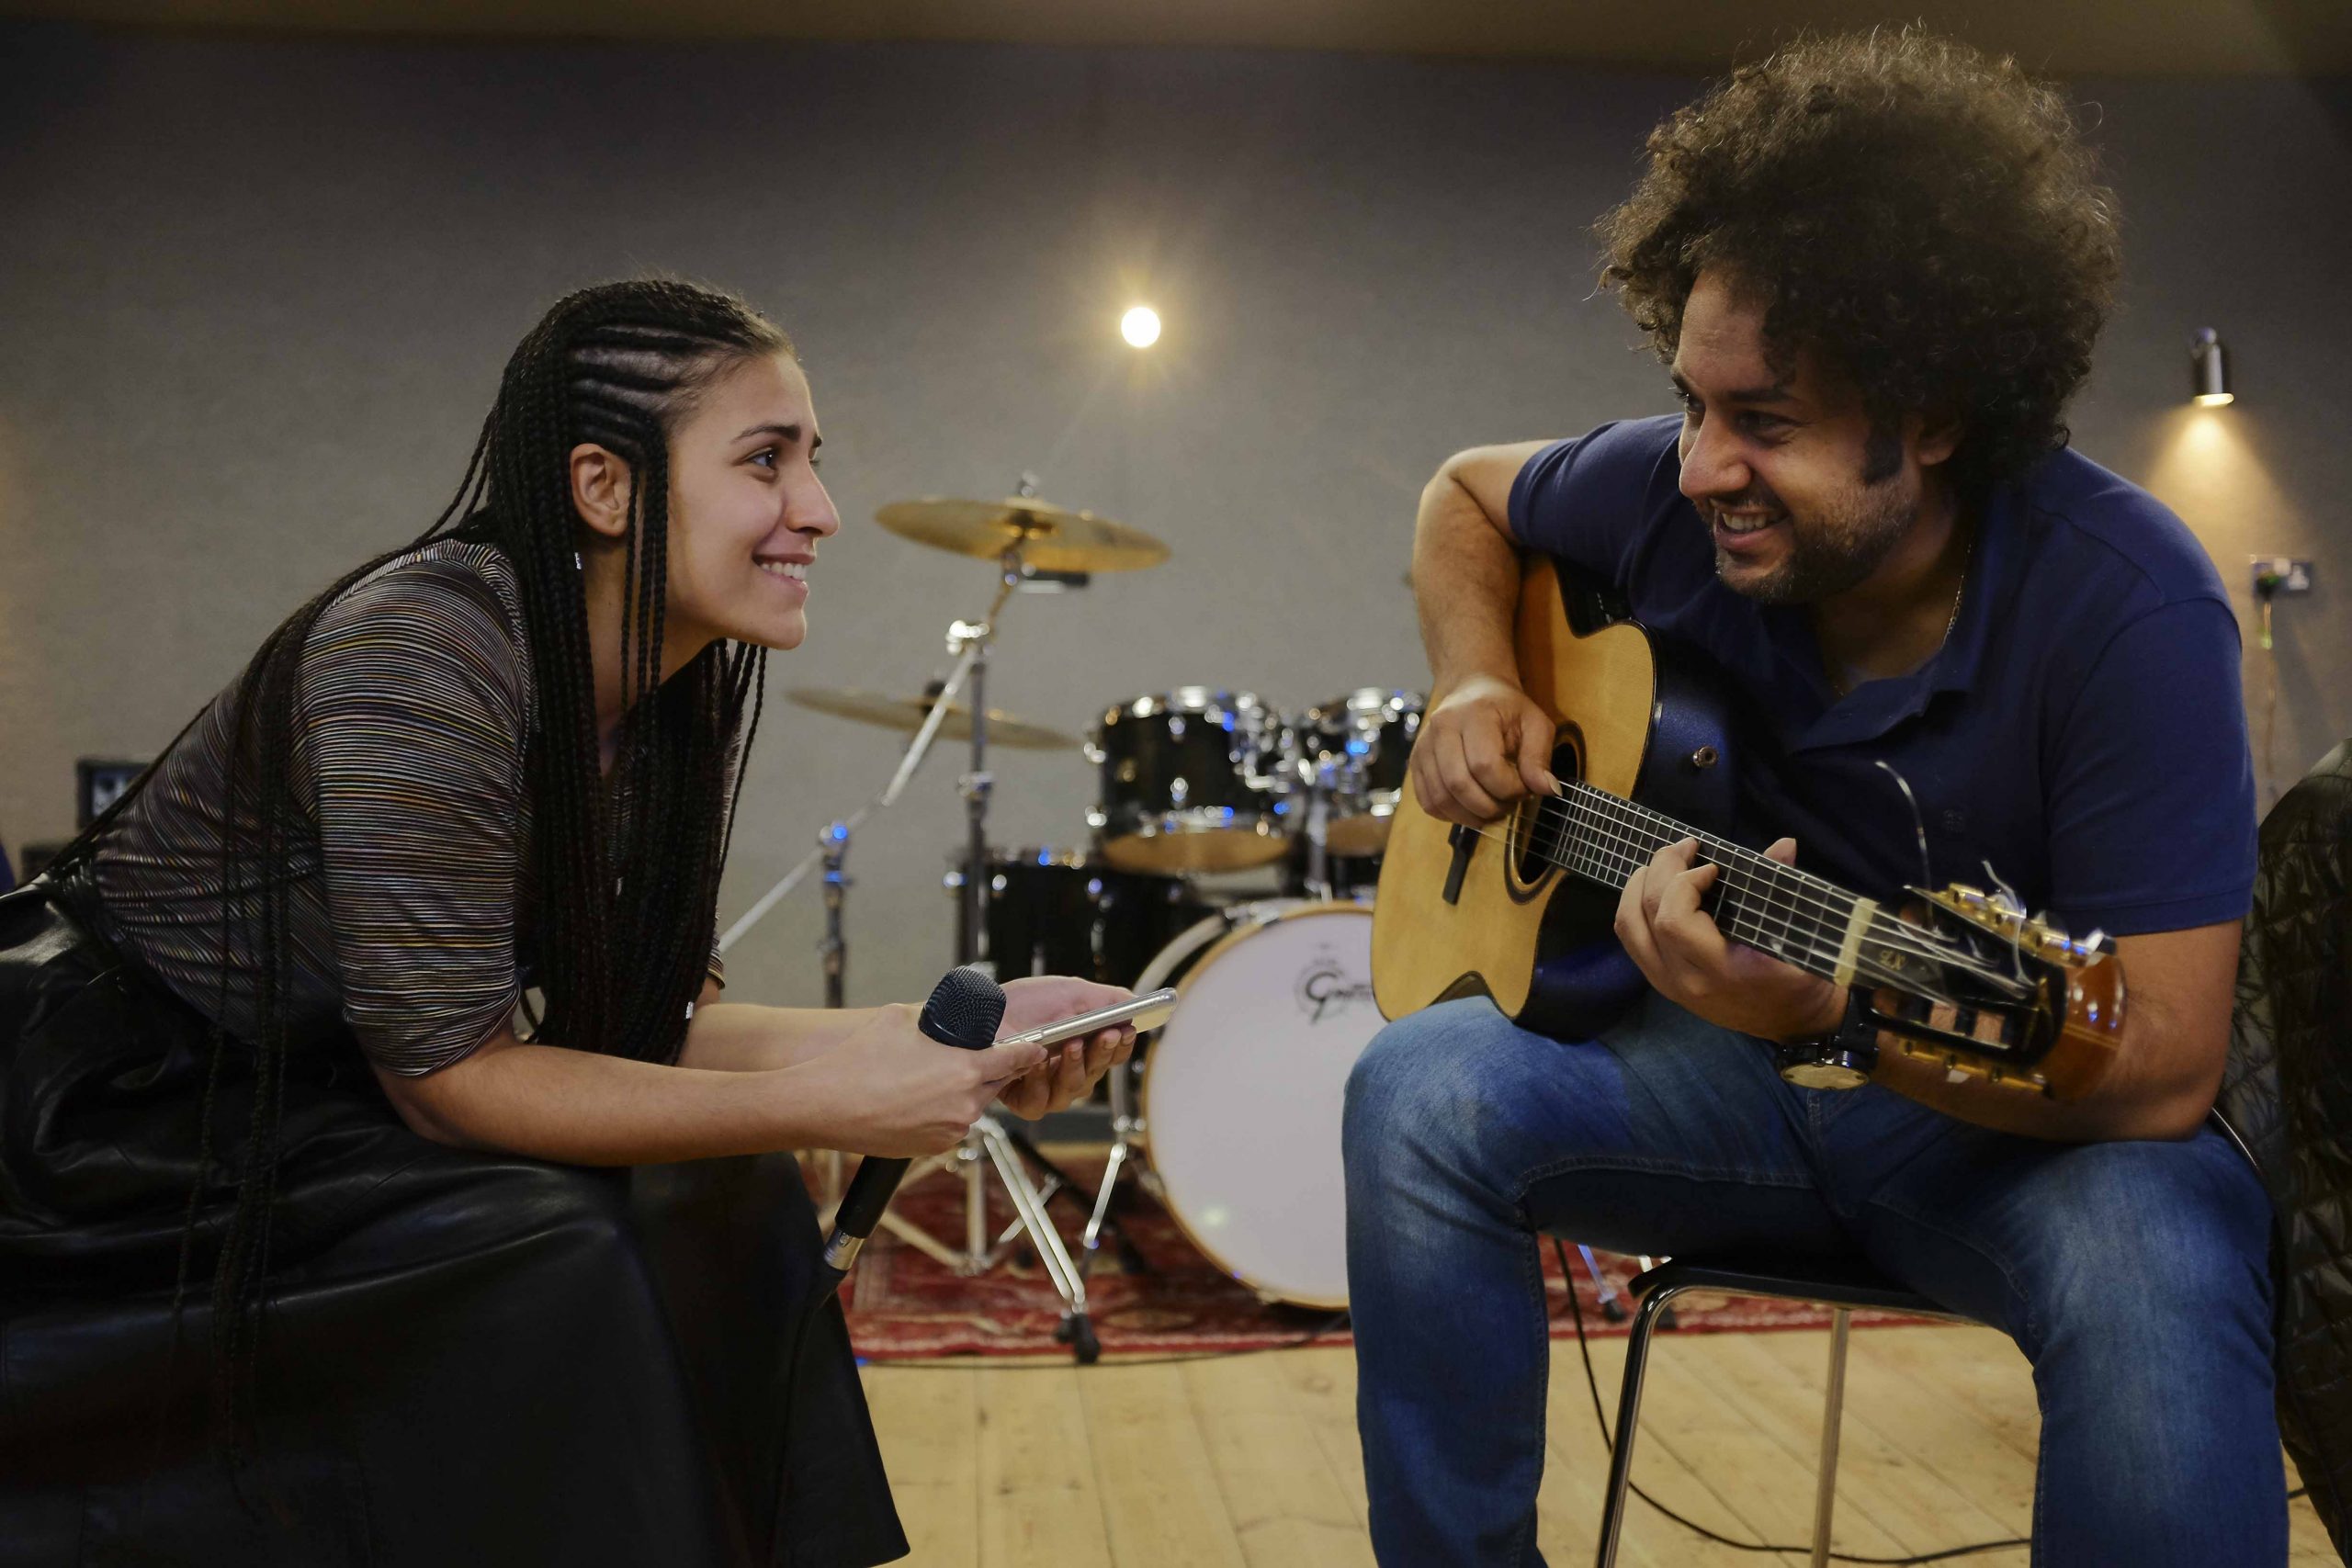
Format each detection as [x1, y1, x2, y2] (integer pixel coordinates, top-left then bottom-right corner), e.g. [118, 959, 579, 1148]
[786, 685, 1080, 750]
[874, 496, 1170, 573]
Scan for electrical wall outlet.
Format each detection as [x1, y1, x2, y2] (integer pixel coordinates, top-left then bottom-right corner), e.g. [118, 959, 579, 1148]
[2251, 558, 2315, 596]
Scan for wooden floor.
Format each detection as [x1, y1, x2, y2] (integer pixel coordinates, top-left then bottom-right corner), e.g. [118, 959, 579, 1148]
[863, 1323, 2336, 1566]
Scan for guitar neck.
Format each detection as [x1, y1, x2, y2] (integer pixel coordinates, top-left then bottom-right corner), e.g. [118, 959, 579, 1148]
[1535, 784, 1879, 987]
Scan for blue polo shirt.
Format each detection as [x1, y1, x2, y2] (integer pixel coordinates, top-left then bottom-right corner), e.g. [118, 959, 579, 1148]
[1509, 415, 2255, 941]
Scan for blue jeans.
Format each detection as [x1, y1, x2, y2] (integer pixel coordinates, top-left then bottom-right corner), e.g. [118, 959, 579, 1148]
[1342, 994, 2283, 1567]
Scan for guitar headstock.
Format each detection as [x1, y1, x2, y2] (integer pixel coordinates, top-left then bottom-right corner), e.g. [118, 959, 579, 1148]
[1860, 884, 2125, 1100]
[1913, 883, 2109, 970]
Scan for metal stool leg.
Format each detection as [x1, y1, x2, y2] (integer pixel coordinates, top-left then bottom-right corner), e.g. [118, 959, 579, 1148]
[1634, 1255, 1679, 1329]
[1811, 1306, 1852, 1568]
[1594, 1282, 1685, 1568]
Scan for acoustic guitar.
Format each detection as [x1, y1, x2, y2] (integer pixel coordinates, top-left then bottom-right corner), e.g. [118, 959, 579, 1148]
[1371, 556, 2123, 1100]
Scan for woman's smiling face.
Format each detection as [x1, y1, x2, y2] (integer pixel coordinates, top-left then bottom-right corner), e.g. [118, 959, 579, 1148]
[661, 351, 839, 654]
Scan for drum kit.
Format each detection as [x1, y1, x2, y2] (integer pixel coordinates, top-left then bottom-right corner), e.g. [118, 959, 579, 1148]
[722, 484, 1422, 1359]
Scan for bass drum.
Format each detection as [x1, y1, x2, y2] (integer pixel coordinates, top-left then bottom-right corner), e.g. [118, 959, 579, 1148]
[1125, 900, 1381, 1310]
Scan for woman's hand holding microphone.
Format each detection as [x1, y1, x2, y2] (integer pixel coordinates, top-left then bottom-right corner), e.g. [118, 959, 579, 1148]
[820, 974, 1137, 1156]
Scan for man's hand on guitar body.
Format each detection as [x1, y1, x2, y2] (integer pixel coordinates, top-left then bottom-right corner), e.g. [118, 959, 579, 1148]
[1615, 835, 1847, 1044]
[1409, 675, 1561, 827]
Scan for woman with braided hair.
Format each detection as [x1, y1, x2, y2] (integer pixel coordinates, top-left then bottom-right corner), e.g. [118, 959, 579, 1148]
[0, 278, 1133, 1566]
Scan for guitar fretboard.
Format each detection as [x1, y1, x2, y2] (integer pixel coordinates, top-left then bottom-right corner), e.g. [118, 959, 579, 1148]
[1528, 784, 1873, 986]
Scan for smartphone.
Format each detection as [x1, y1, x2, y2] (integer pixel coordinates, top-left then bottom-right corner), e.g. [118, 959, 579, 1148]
[997, 988, 1178, 1051]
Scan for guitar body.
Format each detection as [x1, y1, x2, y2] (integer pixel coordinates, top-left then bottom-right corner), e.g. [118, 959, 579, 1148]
[1374, 557, 1744, 1040]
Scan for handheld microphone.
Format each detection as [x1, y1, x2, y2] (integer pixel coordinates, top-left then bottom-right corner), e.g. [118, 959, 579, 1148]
[818, 965, 1007, 1292]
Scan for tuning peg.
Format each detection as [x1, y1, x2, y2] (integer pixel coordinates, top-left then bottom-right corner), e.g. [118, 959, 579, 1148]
[2020, 912, 2109, 964]
[2052, 925, 2109, 962]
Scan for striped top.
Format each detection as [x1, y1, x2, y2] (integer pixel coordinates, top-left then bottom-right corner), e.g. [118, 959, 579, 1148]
[92, 539, 722, 1077]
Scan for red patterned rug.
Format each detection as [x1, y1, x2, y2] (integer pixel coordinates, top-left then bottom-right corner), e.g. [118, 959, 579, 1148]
[836, 1154, 1928, 1360]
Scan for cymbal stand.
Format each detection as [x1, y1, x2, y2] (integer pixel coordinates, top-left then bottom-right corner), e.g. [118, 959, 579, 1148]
[817, 822, 851, 1008]
[810, 821, 852, 1207]
[718, 631, 985, 957]
[718, 626, 989, 1213]
[871, 544, 1109, 1362]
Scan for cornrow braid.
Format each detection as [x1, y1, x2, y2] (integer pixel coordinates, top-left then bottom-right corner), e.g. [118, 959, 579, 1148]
[57, 277, 789, 1475]
[496, 283, 788, 1066]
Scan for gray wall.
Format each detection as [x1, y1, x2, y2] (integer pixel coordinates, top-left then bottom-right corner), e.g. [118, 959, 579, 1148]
[3, 23, 2346, 1009]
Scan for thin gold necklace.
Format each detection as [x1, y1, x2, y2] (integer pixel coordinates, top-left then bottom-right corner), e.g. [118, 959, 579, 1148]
[1827, 530, 1974, 699]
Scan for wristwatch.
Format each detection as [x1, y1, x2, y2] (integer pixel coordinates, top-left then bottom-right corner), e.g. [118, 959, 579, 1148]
[1773, 989, 1880, 1090]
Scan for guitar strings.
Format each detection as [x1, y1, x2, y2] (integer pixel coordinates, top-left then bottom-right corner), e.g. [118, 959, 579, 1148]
[1523, 783, 2029, 994]
[1537, 793, 1842, 955]
[1579, 796, 2004, 989]
[1538, 783, 1963, 968]
[1446, 816, 1948, 1005]
[1552, 789, 1994, 987]
[1531, 796, 2022, 1003]
[1522, 787, 1925, 967]
[1448, 787, 2022, 1005]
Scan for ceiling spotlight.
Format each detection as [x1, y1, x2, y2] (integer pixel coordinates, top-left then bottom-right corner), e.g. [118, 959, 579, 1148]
[2191, 328, 2233, 407]
[1120, 306, 1161, 349]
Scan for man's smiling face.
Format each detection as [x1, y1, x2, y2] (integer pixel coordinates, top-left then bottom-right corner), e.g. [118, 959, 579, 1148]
[1671, 269, 1935, 606]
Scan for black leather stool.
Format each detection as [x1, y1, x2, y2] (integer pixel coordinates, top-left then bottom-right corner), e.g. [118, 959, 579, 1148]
[1594, 1254, 1977, 1568]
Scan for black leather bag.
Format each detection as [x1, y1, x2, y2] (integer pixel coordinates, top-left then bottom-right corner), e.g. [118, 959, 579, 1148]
[2218, 740, 2352, 1560]
[0, 874, 905, 1568]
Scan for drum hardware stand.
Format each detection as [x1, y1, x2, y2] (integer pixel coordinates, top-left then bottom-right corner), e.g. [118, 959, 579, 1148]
[722, 495, 1137, 1360]
[1295, 721, 1382, 901]
[718, 628, 986, 958]
[1299, 756, 1343, 900]
[817, 821, 852, 1008]
[719, 619, 989, 1220]
[1577, 1245, 1674, 1327]
[1074, 900, 1293, 1289]
[950, 610, 998, 968]
[1579, 1244, 1628, 1323]
[1076, 1095, 1159, 1282]
[871, 540, 1111, 1361]
[814, 819, 852, 1209]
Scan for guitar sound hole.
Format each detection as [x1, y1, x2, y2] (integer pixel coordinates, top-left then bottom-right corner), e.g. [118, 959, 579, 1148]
[1510, 732, 1583, 887]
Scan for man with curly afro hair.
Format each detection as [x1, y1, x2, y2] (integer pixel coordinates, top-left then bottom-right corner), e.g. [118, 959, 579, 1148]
[1345, 28, 2281, 1565]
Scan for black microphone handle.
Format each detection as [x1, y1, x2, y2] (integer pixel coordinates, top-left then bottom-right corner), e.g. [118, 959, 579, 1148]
[819, 968, 1006, 1290]
[820, 1156, 913, 1273]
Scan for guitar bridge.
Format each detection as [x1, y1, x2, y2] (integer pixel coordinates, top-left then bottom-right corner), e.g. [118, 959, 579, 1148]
[1442, 824, 1476, 906]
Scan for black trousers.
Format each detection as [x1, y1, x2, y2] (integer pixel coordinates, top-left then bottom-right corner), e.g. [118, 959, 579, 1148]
[0, 875, 906, 1567]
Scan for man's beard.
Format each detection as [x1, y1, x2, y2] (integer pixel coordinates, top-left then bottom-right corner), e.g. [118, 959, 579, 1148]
[1709, 477, 1918, 606]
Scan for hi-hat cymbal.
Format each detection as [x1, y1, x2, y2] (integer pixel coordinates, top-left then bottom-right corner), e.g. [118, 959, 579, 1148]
[874, 496, 1170, 573]
[786, 685, 1080, 750]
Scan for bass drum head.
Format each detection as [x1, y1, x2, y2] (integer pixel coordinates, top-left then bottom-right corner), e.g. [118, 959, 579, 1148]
[1138, 901, 1380, 1310]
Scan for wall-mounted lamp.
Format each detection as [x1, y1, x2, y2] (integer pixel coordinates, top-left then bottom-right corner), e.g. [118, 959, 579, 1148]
[2190, 328, 2233, 407]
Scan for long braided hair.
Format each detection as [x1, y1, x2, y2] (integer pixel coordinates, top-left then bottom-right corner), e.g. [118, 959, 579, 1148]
[84, 278, 790, 1458]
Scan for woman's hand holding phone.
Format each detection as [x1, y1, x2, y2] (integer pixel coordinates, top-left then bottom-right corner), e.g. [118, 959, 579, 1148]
[992, 976, 1144, 1120]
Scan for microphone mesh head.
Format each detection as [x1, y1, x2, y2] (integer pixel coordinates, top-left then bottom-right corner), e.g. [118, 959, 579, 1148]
[919, 965, 1008, 1051]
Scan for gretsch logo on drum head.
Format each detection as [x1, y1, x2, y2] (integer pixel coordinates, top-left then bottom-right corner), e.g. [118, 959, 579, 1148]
[1297, 957, 1375, 1024]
